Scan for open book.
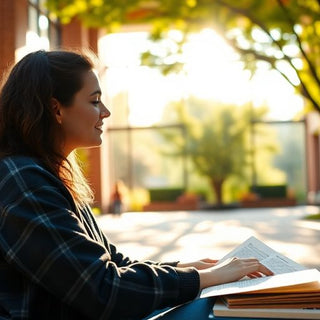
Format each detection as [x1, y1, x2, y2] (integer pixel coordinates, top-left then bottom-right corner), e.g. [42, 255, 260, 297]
[199, 236, 320, 316]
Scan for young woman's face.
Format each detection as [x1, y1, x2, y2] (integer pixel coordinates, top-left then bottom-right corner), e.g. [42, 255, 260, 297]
[58, 70, 110, 155]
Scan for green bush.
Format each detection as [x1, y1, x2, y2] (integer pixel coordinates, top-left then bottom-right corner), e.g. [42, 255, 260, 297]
[251, 185, 287, 199]
[148, 188, 185, 202]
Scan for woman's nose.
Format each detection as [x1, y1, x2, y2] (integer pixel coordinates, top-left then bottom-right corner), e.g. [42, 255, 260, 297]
[100, 103, 111, 118]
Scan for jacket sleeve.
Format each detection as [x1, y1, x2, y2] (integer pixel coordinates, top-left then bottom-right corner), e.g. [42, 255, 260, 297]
[0, 159, 200, 320]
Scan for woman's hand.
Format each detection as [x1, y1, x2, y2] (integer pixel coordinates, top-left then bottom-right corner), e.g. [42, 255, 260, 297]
[177, 258, 218, 270]
[198, 257, 274, 290]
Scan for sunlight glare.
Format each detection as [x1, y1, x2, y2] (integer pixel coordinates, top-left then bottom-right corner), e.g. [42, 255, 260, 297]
[99, 28, 304, 126]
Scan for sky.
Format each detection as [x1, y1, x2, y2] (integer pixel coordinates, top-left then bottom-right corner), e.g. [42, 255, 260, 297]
[99, 28, 304, 127]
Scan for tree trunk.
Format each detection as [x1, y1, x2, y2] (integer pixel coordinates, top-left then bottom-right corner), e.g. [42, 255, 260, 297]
[210, 178, 224, 207]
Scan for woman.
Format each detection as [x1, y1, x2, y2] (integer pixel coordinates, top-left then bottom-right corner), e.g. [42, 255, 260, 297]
[0, 50, 272, 319]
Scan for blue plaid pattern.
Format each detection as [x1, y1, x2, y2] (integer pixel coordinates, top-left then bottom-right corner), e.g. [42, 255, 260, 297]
[0, 156, 199, 319]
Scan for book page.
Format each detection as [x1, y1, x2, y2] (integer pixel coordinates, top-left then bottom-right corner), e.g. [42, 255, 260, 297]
[200, 236, 319, 299]
[200, 268, 320, 298]
[262, 254, 305, 274]
[218, 236, 275, 262]
[218, 236, 306, 274]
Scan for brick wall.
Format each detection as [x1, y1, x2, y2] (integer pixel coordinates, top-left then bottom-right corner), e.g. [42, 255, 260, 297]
[0, 0, 16, 77]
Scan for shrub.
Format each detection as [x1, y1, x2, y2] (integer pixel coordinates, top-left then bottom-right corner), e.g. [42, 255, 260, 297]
[148, 188, 185, 202]
[251, 185, 287, 199]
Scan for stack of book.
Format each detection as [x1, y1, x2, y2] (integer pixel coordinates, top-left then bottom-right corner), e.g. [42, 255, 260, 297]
[199, 236, 320, 319]
[213, 297, 320, 319]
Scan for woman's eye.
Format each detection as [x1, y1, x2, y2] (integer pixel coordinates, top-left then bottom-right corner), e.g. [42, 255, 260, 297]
[92, 100, 100, 107]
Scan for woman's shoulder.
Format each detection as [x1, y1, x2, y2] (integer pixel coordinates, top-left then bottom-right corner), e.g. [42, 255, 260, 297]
[0, 155, 45, 173]
[0, 155, 58, 186]
[0, 154, 40, 164]
[0, 155, 73, 205]
[0, 155, 79, 226]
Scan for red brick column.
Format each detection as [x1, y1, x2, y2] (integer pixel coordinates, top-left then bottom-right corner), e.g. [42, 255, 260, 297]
[0, 0, 16, 77]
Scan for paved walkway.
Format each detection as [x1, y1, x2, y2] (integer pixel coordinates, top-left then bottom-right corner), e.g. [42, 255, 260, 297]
[96, 205, 320, 270]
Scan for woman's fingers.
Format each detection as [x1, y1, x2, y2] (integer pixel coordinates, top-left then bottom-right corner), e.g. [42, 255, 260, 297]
[247, 271, 263, 278]
[241, 258, 274, 276]
[201, 258, 219, 264]
[199, 257, 274, 289]
[215, 257, 273, 281]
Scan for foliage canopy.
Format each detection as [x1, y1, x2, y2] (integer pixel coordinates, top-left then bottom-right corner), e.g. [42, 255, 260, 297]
[47, 0, 320, 113]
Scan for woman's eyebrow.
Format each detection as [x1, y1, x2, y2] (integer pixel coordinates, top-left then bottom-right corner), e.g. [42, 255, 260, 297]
[90, 90, 102, 96]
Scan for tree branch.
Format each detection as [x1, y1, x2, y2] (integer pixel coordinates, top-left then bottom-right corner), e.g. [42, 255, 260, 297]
[276, 0, 320, 87]
[276, 0, 320, 112]
[214, 0, 320, 112]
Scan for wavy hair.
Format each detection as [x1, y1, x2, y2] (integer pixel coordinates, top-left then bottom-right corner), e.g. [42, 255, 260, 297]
[0, 50, 96, 207]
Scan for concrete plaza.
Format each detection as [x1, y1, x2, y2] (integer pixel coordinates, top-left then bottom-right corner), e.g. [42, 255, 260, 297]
[96, 205, 320, 270]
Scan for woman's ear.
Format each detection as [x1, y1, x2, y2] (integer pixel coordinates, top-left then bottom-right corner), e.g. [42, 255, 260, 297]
[51, 98, 62, 124]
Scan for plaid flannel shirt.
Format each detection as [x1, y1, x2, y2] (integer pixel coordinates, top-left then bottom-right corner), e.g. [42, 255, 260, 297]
[0, 156, 199, 319]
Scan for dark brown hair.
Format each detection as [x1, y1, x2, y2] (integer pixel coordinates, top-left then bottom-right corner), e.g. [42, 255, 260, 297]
[0, 50, 95, 206]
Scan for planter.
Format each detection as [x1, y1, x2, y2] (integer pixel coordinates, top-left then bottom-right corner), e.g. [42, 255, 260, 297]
[241, 198, 296, 208]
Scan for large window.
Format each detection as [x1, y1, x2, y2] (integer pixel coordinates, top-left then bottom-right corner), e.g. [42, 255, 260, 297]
[100, 32, 308, 206]
[27, 0, 60, 50]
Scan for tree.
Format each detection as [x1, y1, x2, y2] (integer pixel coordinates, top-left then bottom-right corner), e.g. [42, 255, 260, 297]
[158, 98, 275, 206]
[47, 0, 320, 113]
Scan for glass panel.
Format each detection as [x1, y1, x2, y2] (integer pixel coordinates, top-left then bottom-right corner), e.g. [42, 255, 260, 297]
[39, 14, 49, 38]
[252, 121, 307, 202]
[28, 6, 38, 33]
[49, 22, 60, 49]
[28, 1, 60, 49]
[108, 127, 185, 190]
